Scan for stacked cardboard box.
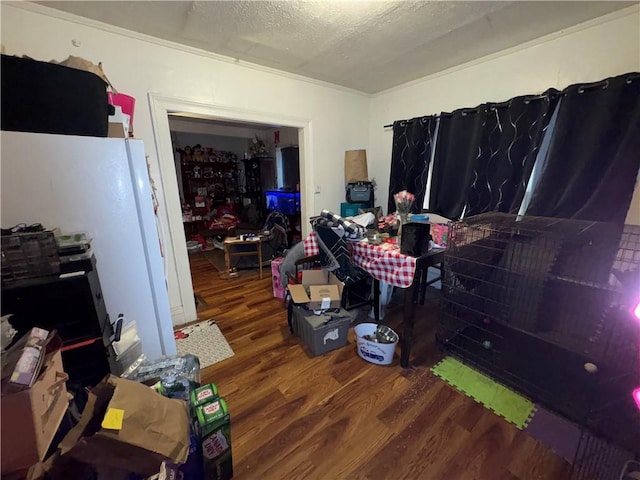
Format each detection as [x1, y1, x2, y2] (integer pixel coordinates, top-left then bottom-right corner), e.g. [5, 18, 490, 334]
[288, 270, 355, 356]
[1, 331, 70, 475]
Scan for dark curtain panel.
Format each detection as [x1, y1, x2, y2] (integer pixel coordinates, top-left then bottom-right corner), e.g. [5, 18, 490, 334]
[527, 73, 640, 223]
[428, 107, 488, 220]
[464, 91, 560, 217]
[387, 116, 436, 214]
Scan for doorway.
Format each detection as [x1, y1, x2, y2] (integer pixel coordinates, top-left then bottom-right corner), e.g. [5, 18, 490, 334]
[148, 94, 313, 326]
[168, 115, 301, 249]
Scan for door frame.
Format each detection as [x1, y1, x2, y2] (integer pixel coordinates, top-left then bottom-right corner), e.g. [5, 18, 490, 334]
[148, 93, 313, 326]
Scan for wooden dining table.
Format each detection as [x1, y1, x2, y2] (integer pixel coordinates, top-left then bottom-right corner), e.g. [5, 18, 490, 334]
[303, 233, 445, 367]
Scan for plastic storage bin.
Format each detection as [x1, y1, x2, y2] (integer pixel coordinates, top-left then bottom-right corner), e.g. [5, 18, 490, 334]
[291, 305, 355, 356]
[107, 92, 136, 128]
[340, 202, 369, 218]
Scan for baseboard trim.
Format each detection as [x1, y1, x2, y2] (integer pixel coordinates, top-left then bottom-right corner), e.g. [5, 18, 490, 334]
[171, 305, 194, 327]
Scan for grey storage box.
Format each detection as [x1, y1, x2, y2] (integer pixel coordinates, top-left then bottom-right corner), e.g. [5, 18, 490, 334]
[291, 305, 355, 356]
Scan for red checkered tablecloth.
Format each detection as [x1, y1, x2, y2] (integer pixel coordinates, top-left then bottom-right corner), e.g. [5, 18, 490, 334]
[303, 232, 320, 256]
[302, 233, 417, 288]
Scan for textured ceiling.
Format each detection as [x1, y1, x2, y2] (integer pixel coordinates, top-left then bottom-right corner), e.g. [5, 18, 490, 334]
[38, 1, 634, 93]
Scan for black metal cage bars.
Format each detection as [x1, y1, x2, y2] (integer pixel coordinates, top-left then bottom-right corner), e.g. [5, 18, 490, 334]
[437, 213, 640, 460]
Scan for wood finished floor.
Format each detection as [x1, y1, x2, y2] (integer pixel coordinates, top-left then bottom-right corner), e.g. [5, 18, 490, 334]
[190, 252, 570, 480]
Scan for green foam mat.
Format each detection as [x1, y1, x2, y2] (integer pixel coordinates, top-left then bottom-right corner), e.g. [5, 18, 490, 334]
[431, 357, 535, 429]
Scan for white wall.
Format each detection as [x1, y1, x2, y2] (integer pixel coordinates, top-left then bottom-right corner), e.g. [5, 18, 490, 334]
[171, 132, 249, 158]
[168, 117, 271, 140]
[268, 127, 300, 148]
[369, 7, 640, 223]
[0, 2, 370, 325]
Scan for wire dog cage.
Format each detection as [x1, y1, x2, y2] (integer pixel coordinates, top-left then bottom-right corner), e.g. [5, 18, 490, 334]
[570, 430, 639, 480]
[437, 213, 640, 469]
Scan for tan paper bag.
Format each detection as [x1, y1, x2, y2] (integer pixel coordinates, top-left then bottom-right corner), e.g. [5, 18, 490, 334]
[345, 149, 368, 183]
[59, 375, 190, 476]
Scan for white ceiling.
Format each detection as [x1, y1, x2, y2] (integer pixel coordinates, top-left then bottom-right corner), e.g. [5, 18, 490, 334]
[38, 1, 635, 93]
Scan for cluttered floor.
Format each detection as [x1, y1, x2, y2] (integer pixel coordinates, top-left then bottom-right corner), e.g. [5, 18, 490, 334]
[188, 251, 570, 479]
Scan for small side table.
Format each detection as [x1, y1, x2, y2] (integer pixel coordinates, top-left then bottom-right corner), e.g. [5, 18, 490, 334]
[223, 237, 263, 279]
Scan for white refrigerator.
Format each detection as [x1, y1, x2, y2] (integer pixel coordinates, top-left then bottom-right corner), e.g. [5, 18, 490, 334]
[1, 131, 176, 360]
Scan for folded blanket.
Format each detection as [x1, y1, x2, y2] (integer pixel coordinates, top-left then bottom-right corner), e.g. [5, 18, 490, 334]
[318, 209, 365, 239]
[206, 213, 239, 231]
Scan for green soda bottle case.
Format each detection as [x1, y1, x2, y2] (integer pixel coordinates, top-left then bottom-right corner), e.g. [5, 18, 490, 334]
[196, 398, 229, 430]
[190, 383, 220, 408]
[195, 398, 233, 479]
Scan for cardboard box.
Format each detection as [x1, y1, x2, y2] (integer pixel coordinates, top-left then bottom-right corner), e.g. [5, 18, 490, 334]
[107, 105, 130, 138]
[287, 270, 344, 310]
[107, 122, 127, 138]
[59, 375, 190, 477]
[1, 344, 69, 475]
[292, 305, 355, 356]
[345, 149, 368, 183]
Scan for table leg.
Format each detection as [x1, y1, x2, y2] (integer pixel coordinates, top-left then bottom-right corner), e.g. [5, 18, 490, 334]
[373, 278, 380, 323]
[258, 241, 263, 279]
[224, 243, 231, 279]
[418, 266, 429, 305]
[401, 281, 416, 368]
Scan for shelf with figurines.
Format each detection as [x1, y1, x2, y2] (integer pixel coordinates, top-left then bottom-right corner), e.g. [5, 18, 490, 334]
[177, 144, 240, 204]
[178, 144, 239, 165]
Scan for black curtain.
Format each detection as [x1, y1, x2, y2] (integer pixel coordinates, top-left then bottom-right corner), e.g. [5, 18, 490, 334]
[527, 73, 640, 223]
[387, 116, 436, 214]
[428, 93, 559, 220]
[428, 107, 489, 220]
[464, 91, 560, 217]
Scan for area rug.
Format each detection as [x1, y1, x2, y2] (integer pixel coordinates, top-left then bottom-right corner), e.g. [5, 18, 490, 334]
[525, 406, 581, 462]
[431, 356, 536, 429]
[174, 319, 234, 369]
